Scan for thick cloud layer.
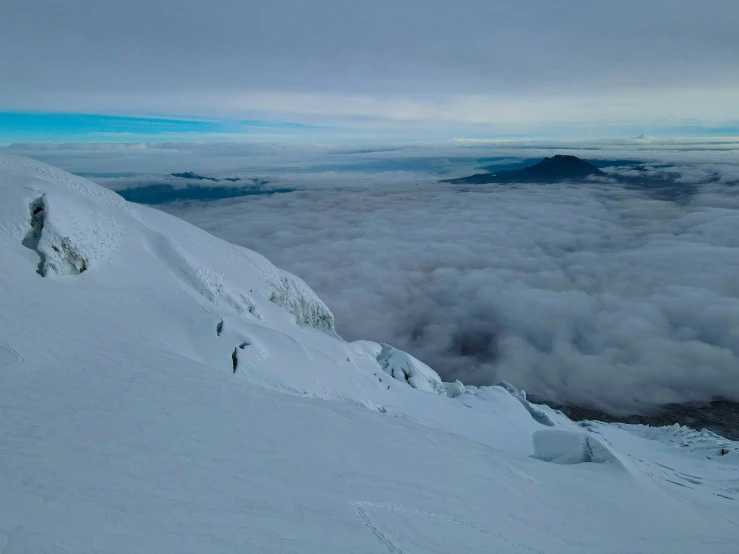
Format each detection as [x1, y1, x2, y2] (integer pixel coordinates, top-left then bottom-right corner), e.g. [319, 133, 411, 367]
[13, 139, 739, 414]
[3, 1, 739, 134]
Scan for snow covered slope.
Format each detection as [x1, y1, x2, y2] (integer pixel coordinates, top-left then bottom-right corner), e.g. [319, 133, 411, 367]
[1, 153, 738, 553]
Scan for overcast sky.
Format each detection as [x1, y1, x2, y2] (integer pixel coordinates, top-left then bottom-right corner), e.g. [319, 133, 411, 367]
[2, 0, 739, 139]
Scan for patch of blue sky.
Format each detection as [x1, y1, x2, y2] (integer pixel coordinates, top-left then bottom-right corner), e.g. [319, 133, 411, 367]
[0, 112, 322, 143]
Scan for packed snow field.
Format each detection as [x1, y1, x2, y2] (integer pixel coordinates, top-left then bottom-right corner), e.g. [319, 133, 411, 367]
[1, 153, 738, 552]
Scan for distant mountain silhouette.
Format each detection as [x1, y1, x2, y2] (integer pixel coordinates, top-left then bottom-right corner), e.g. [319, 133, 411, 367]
[444, 155, 606, 184]
[170, 171, 219, 181]
[169, 172, 267, 184]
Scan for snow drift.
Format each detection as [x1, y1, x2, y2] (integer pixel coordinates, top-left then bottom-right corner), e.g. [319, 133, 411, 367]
[355, 340, 447, 394]
[532, 430, 622, 465]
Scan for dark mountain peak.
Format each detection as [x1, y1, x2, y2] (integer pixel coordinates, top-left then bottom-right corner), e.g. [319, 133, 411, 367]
[444, 155, 606, 184]
[532, 155, 605, 178]
[542, 154, 588, 165]
[170, 172, 219, 181]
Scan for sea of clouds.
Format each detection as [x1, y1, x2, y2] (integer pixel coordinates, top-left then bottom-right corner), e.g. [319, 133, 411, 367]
[8, 139, 739, 414]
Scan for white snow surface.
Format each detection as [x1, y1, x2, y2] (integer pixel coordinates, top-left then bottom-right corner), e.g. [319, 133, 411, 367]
[355, 340, 447, 395]
[1, 153, 738, 553]
[532, 430, 623, 466]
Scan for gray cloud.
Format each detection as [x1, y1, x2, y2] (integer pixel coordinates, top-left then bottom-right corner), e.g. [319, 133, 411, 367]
[4, 0, 738, 93]
[3, 1, 739, 131]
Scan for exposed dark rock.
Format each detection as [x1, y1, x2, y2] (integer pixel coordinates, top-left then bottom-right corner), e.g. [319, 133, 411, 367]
[444, 155, 606, 184]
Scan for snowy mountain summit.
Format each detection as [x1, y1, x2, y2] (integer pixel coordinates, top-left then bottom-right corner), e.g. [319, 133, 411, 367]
[1, 154, 738, 553]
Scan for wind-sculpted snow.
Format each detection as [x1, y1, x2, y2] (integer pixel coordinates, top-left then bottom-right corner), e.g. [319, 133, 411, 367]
[533, 430, 622, 466]
[267, 272, 336, 335]
[22, 192, 121, 276]
[2, 157, 126, 276]
[444, 379, 557, 427]
[1, 154, 738, 553]
[356, 340, 446, 394]
[496, 380, 556, 427]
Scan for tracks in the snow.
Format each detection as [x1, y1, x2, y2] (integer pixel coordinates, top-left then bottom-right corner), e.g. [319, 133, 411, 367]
[350, 500, 545, 553]
[0, 344, 22, 368]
